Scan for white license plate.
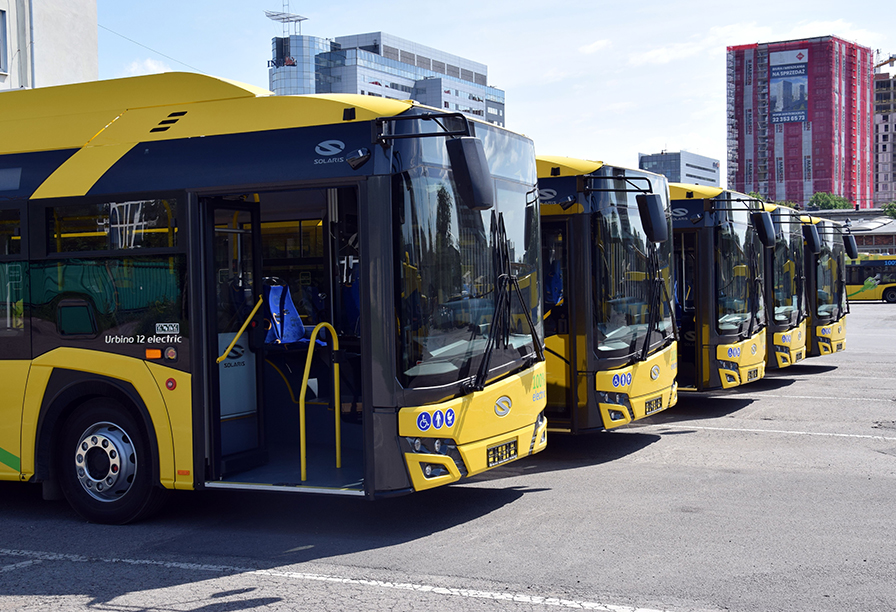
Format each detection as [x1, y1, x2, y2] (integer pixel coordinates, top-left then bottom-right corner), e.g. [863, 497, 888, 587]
[645, 396, 663, 415]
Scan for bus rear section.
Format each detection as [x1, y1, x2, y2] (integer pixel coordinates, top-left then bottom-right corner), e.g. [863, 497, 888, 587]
[671, 184, 774, 391]
[0, 73, 547, 523]
[846, 254, 896, 303]
[801, 216, 858, 357]
[764, 204, 809, 369]
[537, 156, 677, 432]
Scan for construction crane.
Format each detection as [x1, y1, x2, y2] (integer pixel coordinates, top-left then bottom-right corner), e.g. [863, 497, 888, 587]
[874, 53, 896, 70]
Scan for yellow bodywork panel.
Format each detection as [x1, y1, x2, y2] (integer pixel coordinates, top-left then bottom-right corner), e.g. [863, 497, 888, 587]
[536, 155, 602, 178]
[715, 329, 767, 388]
[669, 183, 725, 200]
[816, 316, 846, 354]
[595, 342, 678, 429]
[399, 362, 547, 490]
[770, 320, 807, 368]
[0, 362, 30, 480]
[20, 348, 178, 489]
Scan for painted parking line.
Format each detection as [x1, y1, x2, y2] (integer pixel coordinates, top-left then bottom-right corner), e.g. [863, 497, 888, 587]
[642, 424, 896, 441]
[0, 559, 43, 573]
[0, 548, 671, 612]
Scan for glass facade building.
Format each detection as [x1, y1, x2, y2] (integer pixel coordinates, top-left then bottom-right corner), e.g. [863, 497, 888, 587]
[269, 31, 505, 126]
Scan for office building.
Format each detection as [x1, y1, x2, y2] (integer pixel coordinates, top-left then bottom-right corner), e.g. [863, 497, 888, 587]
[727, 36, 874, 208]
[268, 31, 505, 126]
[0, 0, 97, 90]
[638, 150, 721, 186]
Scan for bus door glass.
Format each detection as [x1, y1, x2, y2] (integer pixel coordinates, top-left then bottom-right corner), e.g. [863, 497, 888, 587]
[541, 219, 572, 416]
[674, 231, 698, 387]
[208, 203, 264, 471]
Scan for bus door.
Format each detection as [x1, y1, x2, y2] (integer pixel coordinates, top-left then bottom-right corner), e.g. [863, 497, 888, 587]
[205, 201, 266, 478]
[541, 218, 575, 428]
[204, 188, 367, 492]
[674, 230, 699, 388]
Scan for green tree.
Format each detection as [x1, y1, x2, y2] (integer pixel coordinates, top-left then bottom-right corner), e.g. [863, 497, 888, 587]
[808, 192, 853, 210]
[774, 200, 799, 210]
[747, 191, 766, 201]
[883, 201, 896, 220]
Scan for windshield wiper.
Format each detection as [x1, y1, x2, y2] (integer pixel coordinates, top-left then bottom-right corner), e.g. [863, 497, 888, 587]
[466, 212, 544, 393]
[639, 246, 678, 362]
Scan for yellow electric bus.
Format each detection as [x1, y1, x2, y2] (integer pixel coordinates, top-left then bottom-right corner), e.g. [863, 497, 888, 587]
[762, 203, 808, 369]
[846, 254, 896, 303]
[670, 184, 775, 391]
[537, 156, 677, 432]
[801, 216, 859, 356]
[0, 73, 547, 523]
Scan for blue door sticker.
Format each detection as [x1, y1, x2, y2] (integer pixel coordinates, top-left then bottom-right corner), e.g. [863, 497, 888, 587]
[445, 408, 456, 428]
[416, 412, 431, 432]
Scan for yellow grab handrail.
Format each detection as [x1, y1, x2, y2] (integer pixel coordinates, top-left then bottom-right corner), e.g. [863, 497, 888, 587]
[299, 322, 341, 482]
[216, 295, 264, 364]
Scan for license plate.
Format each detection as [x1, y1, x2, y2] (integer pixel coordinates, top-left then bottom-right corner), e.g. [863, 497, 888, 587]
[487, 440, 517, 467]
[795, 351, 803, 362]
[644, 396, 663, 415]
[836, 342, 843, 352]
[747, 368, 759, 381]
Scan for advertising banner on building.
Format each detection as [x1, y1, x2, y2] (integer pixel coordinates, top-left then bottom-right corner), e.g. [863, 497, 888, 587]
[770, 49, 808, 123]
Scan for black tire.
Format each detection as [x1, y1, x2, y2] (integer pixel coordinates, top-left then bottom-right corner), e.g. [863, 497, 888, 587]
[884, 288, 896, 304]
[58, 398, 168, 524]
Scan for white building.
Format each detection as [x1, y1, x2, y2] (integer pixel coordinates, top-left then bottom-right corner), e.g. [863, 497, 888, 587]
[638, 150, 721, 187]
[0, 0, 97, 90]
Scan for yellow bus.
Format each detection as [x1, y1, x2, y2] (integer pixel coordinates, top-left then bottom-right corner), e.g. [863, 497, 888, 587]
[537, 156, 677, 432]
[845, 254, 896, 303]
[0, 73, 547, 523]
[670, 184, 775, 391]
[762, 203, 808, 369]
[800, 216, 859, 356]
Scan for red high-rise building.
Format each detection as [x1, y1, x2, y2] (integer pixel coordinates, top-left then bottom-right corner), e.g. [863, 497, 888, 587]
[727, 36, 874, 208]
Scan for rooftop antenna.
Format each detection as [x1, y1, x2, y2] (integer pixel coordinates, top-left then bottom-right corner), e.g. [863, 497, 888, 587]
[265, 1, 307, 37]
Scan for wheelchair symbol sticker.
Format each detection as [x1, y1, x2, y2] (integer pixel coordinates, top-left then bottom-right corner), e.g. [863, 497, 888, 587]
[416, 412, 431, 432]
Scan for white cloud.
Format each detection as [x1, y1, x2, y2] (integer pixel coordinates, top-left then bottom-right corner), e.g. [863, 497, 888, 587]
[578, 40, 611, 55]
[122, 58, 173, 77]
[787, 20, 884, 49]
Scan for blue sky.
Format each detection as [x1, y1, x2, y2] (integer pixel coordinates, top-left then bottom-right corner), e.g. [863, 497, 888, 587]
[98, 0, 893, 185]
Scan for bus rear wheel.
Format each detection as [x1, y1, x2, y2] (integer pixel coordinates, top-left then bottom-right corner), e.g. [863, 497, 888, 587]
[58, 399, 167, 524]
[884, 288, 896, 304]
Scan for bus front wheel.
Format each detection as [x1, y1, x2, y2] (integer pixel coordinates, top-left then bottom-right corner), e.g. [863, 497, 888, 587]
[58, 399, 167, 524]
[884, 288, 896, 304]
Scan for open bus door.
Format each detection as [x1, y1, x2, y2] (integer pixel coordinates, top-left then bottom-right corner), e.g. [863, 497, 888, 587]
[202, 189, 366, 494]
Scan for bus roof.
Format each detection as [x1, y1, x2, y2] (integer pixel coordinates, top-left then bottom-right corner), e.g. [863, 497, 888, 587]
[0, 72, 414, 157]
[536, 155, 602, 178]
[1, 72, 416, 199]
[669, 183, 725, 200]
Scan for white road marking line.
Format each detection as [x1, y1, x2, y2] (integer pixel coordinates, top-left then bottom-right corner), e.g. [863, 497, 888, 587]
[0, 548, 668, 612]
[706, 393, 893, 402]
[0, 559, 43, 573]
[644, 424, 896, 441]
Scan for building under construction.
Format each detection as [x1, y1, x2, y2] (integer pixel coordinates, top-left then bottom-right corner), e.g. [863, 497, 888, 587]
[727, 36, 874, 208]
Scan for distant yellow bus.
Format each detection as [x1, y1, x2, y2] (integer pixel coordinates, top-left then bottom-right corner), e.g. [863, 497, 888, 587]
[846, 254, 896, 303]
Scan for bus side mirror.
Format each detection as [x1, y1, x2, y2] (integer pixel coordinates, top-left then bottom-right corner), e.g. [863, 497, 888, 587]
[803, 224, 821, 254]
[751, 211, 776, 248]
[636, 194, 668, 243]
[446, 137, 495, 211]
[843, 234, 859, 259]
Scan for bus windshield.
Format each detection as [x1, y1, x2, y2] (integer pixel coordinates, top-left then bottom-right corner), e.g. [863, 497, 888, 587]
[590, 173, 674, 363]
[816, 221, 846, 320]
[771, 208, 805, 326]
[716, 205, 764, 335]
[394, 121, 541, 396]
